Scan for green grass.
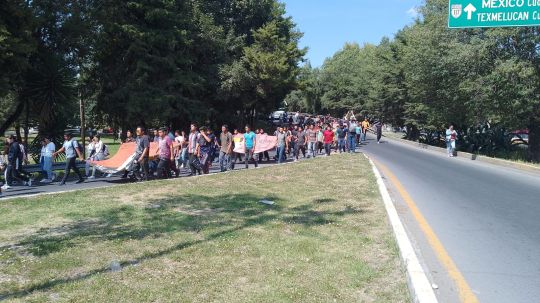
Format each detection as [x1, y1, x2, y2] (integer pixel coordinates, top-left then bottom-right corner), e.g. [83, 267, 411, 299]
[0, 155, 409, 302]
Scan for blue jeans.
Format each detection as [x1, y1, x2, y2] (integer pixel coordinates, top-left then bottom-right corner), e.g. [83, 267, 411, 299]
[361, 132, 367, 142]
[307, 142, 317, 158]
[219, 151, 231, 171]
[348, 134, 356, 152]
[276, 146, 286, 163]
[41, 156, 54, 179]
[446, 140, 456, 155]
[338, 138, 346, 153]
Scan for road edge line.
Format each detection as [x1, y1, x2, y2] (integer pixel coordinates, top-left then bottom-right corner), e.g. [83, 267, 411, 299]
[365, 154, 438, 303]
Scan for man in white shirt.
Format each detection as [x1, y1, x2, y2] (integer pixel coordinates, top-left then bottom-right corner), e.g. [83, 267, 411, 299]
[53, 133, 84, 185]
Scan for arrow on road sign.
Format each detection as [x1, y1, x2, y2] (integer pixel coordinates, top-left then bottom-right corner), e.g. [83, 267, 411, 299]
[464, 3, 476, 20]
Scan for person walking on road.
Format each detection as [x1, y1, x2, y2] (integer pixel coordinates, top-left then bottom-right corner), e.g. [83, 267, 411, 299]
[317, 126, 324, 155]
[198, 127, 216, 174]
[323, 126, 335, 156]
[188, 123, 202, 176]
[243, 125, 258, 169]
[219, 125, 233, 172]
[131, 127, 150, 181]
[306, 124, 318, 158]
[6, 135, 31, 187]
[40, 137, 56, 183]
[121, 130, 136, 179]
[276, 126, 288, 164]
[361, 118, 370, 142]
[85, 135, 105, 179]
[374, 120, 383, 144]
[231, 129, 243, 170]
[156, 128, 174, 179]
[348, 119, 358, 153]
[257, 129, 271, 162]
[336, 124, 347, 153]
[54, 133, 84, 185]
[446, 124, 458, 157]
[294, 126, 307, 161]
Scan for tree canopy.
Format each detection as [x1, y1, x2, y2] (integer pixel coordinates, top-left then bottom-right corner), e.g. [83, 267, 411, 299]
[0, 0, 306, 142]
[286, 0, 540, 162]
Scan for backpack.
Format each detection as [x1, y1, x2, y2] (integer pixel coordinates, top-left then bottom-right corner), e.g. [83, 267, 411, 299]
[71, 140, 82, 156]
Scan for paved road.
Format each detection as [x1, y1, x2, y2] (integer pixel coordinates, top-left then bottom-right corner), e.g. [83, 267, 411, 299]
[362, 136, 540, 303]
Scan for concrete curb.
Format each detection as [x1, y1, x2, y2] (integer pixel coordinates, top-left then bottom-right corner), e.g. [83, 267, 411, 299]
[382, 133, 540, 173]
[365, 154, 438, 303]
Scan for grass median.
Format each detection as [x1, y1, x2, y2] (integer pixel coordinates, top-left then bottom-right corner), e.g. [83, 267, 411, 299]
[0, 154, 409, 302]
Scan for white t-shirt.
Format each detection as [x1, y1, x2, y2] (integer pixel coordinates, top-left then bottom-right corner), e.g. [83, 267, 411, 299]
[41, 142, 55, 157]
[175, 135, 185, 145]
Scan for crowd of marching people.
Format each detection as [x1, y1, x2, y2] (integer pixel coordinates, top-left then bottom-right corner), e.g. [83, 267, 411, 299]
[0, 111, 387, 196]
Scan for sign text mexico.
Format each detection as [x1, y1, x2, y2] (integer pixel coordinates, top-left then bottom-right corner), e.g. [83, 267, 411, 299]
[448, 0, 540, 28]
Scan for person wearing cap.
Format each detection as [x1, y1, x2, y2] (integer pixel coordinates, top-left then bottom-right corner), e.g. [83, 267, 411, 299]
[53, 133, 84, 185]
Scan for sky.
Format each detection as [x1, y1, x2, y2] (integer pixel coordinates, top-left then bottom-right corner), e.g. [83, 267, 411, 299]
[281, 0, 423, 67]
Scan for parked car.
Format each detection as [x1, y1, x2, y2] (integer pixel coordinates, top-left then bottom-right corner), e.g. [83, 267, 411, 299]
[511, 130, 529, 145]
[269, 110, 288, 125]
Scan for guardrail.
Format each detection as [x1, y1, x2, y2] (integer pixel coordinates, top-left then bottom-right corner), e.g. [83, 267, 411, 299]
[21, 161, 86, 174]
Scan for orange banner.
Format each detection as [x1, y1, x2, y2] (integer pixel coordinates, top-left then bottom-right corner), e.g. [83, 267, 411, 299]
[91, 141, 159, 173]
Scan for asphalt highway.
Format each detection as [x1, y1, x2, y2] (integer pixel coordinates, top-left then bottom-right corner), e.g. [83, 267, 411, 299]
[362, 136, 540, 303]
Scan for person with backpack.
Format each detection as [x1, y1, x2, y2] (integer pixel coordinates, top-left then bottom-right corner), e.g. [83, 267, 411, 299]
[348, 119, 358, 153]
[53, 133, 84, 185]
[5, 135, 31, 187]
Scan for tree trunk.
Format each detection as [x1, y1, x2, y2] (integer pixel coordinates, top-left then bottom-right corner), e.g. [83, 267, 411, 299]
[80, 93, 86, 159]
[15, 122, 22, 142]
[528, 121, 540, 163]
[0, 101, 25, 136]
[24, 100, 29, 146]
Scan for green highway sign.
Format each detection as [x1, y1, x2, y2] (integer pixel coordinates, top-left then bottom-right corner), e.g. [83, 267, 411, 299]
[448, 0, 540, 28]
